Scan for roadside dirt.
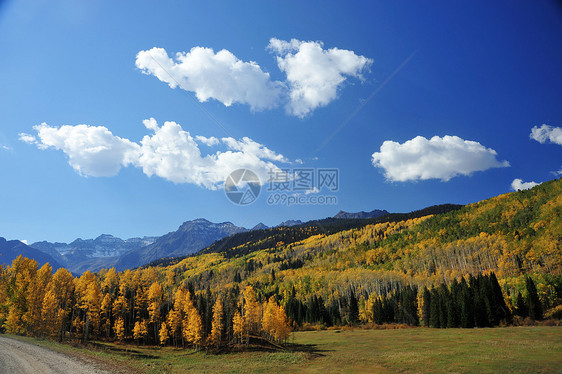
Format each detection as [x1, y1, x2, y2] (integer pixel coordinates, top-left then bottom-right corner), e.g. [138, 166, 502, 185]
[0, 336, 113, 374]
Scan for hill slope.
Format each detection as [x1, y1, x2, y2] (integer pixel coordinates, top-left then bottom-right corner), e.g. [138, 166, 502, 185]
[151, 179, 561, 310]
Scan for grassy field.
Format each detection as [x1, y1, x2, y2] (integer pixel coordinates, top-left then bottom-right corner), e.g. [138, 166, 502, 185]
[6, 326, 562, 373]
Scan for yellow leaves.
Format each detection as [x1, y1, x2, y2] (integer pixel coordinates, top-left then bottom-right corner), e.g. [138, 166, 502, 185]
[147, 282, 163, 323]
[209, 297, 223, 347]
[41, 289, 57, 338]
[101, 268, 118, 294]
[261, 296, 291, 342]
[159, 321, 170, 345]
[183, 307, 203, 346]
[243, 285, 261, 334]
[133, 320, 148, 341]
[232, 311, 245, 342]
[114, 317, 126, 341]
[182, 290, 203, 347]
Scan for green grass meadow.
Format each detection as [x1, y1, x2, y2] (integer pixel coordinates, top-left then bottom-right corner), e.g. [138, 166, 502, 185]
[6, 326, 562, 373]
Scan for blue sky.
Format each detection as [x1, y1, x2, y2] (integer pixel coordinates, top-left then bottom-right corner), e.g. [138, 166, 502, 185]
[1, 0, 561, 243]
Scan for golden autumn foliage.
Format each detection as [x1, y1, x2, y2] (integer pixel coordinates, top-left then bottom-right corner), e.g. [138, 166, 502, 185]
[0, 179, 559, 347]
[209, 297, 223, 347]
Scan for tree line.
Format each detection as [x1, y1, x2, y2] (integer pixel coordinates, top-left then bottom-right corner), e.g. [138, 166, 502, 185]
[0, 255, 550, 351]
[0, 256, 290, 349]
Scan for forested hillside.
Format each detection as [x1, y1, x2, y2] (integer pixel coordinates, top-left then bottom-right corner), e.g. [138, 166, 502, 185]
[0, 179, 560, 348]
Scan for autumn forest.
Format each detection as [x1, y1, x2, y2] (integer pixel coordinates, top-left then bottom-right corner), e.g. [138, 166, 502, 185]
[0, 179, 560, 350]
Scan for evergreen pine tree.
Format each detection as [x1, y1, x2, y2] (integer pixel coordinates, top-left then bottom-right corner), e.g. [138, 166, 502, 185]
[460, 280, 474, 328]
[525, 276, 543, 321]
[348, 289, 359, 324]
[422, 287, 431, 327]
[489, 272, 511, 324]
[438, 284, 449, 328]
[429, 288, 440, 328]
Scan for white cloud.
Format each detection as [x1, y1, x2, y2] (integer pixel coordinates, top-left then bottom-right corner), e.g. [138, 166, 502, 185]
[221, 136, 289, 163]
[268, 38, 372, 117]
[21, 119, 289, 190]
[511, 178, 539, 191]
[18, 133, 37, 144]
[136, 39, 372, 117]
[1, 145, 10, 151]
[135, 47, 284, 111]
[29, 123, 140, 177]
[20, 239, 28, 245]
[371, 135, 510, 182]
[195, 135, 219, 146]
[530, 124, 562, 145]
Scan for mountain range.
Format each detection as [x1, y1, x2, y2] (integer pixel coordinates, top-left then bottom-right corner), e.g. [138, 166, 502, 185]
[333, 209, 389, 219]
[0, 237, 62, 270]
[114, 219, 247, 270]
[29, 235, 158, 274]
[2, 208, 391, 274]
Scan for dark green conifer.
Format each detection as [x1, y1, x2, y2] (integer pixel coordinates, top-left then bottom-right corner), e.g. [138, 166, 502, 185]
[525, 276, 543, 321]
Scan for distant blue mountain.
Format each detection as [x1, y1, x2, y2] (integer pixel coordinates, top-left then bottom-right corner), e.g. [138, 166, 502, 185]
[0, 237, 62, 270]
[333, 209, 389, 219]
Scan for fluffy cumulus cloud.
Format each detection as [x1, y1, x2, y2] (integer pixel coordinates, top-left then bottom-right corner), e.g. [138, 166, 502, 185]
[268, 38, 372, 117]
[371, 135, 510, 182]
[18, 133, 37, 144]
[22, 123, 139, 177]
[21, 119, 288, 189]
[511, 178, 539, 191]
[136, 39, 372, 117]
[530, 124, 562, 145]
[195, 135, 219, 146]
[135, 47, 284, 111]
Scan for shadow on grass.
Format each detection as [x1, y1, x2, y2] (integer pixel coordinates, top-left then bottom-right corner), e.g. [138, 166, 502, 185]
[86, 341, 160, 360]
[285, 342, 330, 358]
[212, 336, 331, 358]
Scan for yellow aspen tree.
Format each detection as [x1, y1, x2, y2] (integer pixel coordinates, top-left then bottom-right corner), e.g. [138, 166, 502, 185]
[27, 263, 52, 336]
[209, 297, 223, 347]
[261, 297, 275, 340]
[101, 268, 119, 295]
[134, 286, 148, 322]
[147, 282, 163, 341]
[242, 285, 261, 336]
[112, 285, 128, 327]
[133, 320, 148, 345]
[261, 297, 291, 342]
[232, 311, 245, 344]
[159, 321, 170, 345]
[83, 282, 102, 342]
[114, 317, 126, 342]
[186, 309, 203, 348]
[358, 295, 368, 323]
[5, 256, 38, 335]
[41, 288, 58, 338]
[50, 268, 75, 342]
[182, 291, 203, 348]
[272, 303, 291, 342]
[74, 271, 96, 340]
[133, 320, 143, 344]
[167, 287, 186, 347]
[100, 293, 112, 339]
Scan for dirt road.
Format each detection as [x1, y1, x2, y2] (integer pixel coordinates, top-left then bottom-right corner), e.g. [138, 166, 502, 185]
[0, 336, 112, 374]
